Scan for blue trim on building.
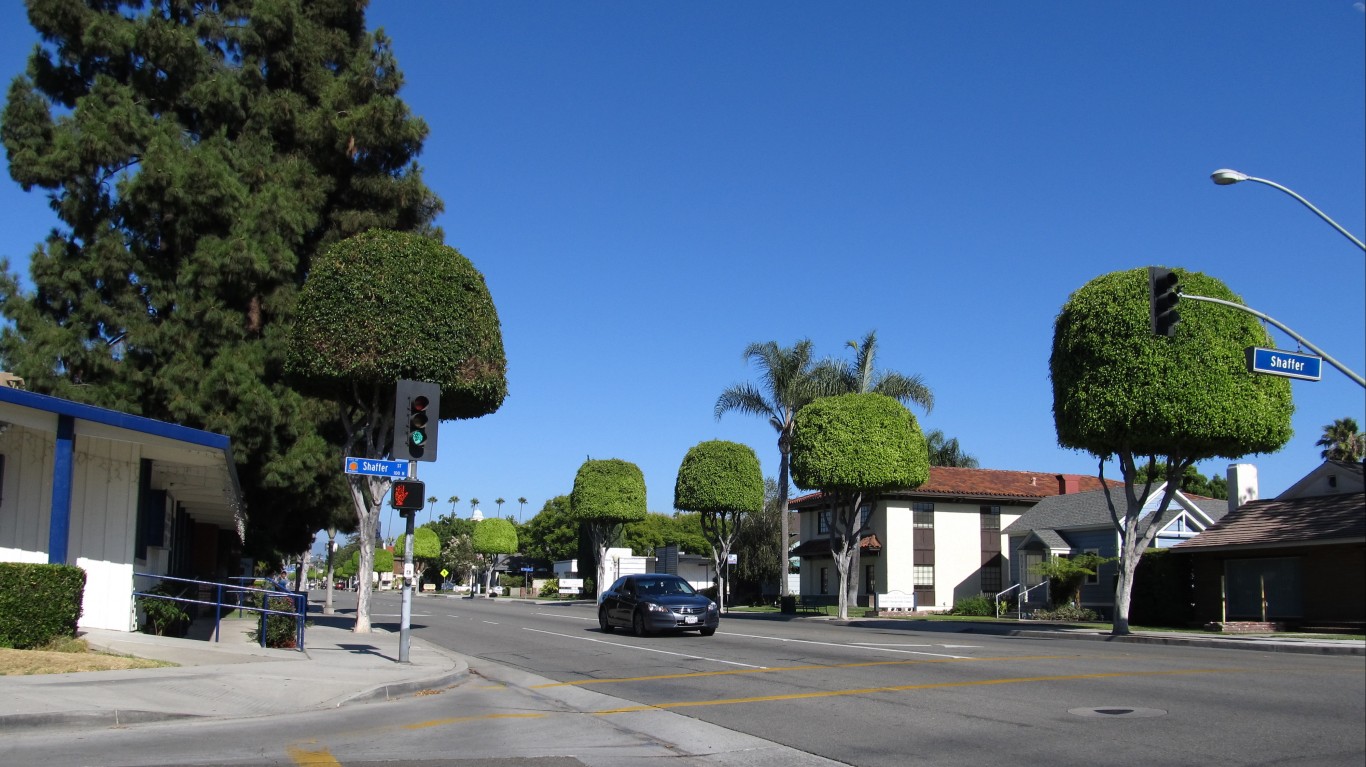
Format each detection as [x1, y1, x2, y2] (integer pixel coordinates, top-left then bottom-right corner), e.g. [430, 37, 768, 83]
[0, 386, 230, 451]
[0, 385, 243, 514]
[49, 415, 74, 565]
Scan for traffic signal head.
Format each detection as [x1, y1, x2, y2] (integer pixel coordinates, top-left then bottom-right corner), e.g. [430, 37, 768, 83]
[392, 380, 441, 461]
[391, 479, 426, 511]
[1148, 266, 1181, 337]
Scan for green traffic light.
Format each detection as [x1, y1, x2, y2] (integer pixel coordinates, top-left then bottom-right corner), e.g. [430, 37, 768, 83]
[411, 429, 426, 446]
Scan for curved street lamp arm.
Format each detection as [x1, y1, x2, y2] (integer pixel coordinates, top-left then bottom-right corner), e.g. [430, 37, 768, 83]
[1241, 175, 1366, 252]
[1181, 293, 1365, 387]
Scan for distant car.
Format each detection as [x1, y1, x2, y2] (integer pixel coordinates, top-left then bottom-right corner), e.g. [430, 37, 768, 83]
[598, 574, 719, 637]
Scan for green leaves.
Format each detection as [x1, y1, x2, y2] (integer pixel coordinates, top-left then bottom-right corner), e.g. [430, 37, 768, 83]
[472, 517, 518, 556]
[790, 393, 929, 494]
[570, 459, 648, 524]
[287, 228, 508, 421]
[674, 440, 764, 514]
[1050, 267, 1293, 461]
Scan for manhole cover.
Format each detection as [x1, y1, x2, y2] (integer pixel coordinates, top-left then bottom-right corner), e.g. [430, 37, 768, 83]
[1069, 706, 1167, 718]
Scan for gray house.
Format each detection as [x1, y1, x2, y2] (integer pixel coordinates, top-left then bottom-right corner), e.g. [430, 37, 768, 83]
[1004, 477, 1229, 617]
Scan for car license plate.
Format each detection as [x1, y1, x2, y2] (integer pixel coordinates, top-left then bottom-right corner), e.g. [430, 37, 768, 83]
[684, 615, 698, 624]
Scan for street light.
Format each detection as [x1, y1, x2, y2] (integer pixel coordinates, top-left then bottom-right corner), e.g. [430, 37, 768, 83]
[1210, 168, 1366, 252]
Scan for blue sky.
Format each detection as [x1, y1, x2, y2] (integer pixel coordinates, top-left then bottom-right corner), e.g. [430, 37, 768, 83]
[2, 2, 1363, 540]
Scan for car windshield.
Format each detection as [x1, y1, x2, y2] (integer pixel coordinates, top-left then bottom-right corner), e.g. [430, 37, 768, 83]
[637, 578, 695, 596]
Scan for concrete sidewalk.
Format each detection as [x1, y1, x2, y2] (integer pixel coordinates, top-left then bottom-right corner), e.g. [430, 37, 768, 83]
[0, 608, 467, 730]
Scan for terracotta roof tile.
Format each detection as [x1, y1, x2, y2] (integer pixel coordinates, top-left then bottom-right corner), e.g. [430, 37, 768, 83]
[790, 467, 1120, 508]
[791, 532, 882, 557]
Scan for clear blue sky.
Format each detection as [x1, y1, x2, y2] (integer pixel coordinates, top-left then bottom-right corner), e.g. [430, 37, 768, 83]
[2, 3, 1363, 542]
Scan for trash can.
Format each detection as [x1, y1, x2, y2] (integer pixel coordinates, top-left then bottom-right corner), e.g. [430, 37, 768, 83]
[780, 595, 797, 614]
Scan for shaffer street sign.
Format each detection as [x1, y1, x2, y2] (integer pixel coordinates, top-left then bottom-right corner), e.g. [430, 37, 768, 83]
[1246, 347, 1322, 381]
[344, 457, 409, 477]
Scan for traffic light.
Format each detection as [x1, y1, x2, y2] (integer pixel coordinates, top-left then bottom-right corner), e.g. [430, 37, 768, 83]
[391, 479, 426, 511]
[392, 379, 441, 462]
[1148, 266, 1181, 337]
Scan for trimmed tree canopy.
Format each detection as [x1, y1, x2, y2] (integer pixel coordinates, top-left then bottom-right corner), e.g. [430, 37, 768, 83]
[790, 393, 929, 493]
[287, 229, 507, 421]
[570, 459, 648, 524]
[674, 440, 764, 514]
[394, 527, 441, 560]
[471, 517, 518, 556]
[1051, 267, 1293, 460]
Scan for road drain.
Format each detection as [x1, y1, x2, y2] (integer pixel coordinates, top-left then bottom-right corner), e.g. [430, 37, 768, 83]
[1069, 706, 1167, 718]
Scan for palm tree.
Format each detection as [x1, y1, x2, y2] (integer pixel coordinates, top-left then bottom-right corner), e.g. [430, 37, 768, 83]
[715, 339, 830, 597]
[518, 496, 528, 522]
[495, 497, 506, 516]
[1316, 417, 1365, 462]
[448, 496, 460, 519]
[925, 429, 979, 468]
[822, 330, 934, 411]
[426, 495, 438, 525]
[470, 498, 481, 519]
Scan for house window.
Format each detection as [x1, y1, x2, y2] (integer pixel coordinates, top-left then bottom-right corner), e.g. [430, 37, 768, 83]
[819, 567, 829, 595]
[980, 505, 1000, 530]
[859, 503, 872, 532]
[913, 502, 934, 528]
[913, 565, 934, 587]
[817, 510, 830, 535]
[1083, 548, 1100, 585]
[980, 556, 1003, 594]
[864, 564, 875, 595]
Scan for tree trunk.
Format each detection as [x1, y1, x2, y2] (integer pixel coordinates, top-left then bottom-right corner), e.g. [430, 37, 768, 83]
[349, 476, 387, 634]
[323, 530, 336, 615]
[777, 439, 792, 597]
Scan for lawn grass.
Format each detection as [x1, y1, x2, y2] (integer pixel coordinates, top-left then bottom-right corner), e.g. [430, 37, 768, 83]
[0, 637, 172, 676]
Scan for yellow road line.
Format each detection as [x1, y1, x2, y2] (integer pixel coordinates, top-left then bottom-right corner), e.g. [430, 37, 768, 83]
[593, 668, 1235, 714]
[532, 655, 1069, 688]
[286, 745, 343, 766]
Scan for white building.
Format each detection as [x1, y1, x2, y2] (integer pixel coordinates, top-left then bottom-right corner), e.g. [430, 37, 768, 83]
[0, 385, 243, 631]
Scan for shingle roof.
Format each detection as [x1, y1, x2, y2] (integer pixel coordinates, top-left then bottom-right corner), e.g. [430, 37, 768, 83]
[1174, 492, 1365, 551]
[789, 466, 1120, 509]
[1003, 488, 1227, 535]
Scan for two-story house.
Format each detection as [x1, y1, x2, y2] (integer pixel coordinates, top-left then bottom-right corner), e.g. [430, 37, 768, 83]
[789, 467, 1117, 611]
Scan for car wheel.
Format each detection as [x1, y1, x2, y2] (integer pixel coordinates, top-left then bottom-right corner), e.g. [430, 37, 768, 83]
[699, 627, 716, 637]
[598, 607, 614, 634]
[632, 610, 649, 637]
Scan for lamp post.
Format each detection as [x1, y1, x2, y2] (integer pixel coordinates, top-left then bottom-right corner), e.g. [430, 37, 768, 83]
[1210, 168, 1365, 252]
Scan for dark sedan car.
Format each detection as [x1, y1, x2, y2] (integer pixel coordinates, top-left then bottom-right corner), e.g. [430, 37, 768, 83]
[598, 574, 719, 636]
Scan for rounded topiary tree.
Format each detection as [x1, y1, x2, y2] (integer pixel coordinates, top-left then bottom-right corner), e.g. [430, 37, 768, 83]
[1051, 266, 1292, 634]
[791, 393, 928, 619]
[395, 527, 441, 588]
[472, 517, 518, 597]
[675, 440, 764, 612]
[570, 459, 648, 596]
[287, 228, 507, 632]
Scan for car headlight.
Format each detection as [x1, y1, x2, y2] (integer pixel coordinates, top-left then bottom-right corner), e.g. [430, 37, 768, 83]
[706, 602, 718, 612]
[645, 602, 670, 612]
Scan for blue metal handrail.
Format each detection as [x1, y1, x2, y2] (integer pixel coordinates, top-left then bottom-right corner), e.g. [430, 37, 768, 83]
[132, 573, 307, 651]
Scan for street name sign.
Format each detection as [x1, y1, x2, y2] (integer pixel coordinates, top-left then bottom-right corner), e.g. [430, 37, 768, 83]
[1246, 347, 1322, 382]
[343, 457, 409, 478]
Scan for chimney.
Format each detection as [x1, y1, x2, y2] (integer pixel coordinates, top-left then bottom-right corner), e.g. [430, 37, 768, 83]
[1056, 474, 1080, 494]
[1227, 463, 1258, 512]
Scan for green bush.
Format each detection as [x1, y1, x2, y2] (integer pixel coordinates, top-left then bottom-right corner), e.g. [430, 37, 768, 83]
[0, 563, 86, 649]
[948, 594, 996, 616]
[247, 595, 304, 648]
[1032, 604, 1100, 622]
[136, 583, 192, 636]
[539, 578, 559, 598]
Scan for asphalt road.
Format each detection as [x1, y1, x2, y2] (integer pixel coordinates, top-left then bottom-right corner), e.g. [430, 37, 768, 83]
[395, 594, 1366, 767]
[5, 592, 1363, 767]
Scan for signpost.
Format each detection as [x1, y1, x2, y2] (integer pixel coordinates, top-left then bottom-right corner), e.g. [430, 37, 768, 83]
[1246, 347, 1322, 382]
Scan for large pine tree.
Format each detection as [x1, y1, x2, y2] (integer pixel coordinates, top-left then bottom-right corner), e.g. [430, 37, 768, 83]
[0, 0, 442, 556]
